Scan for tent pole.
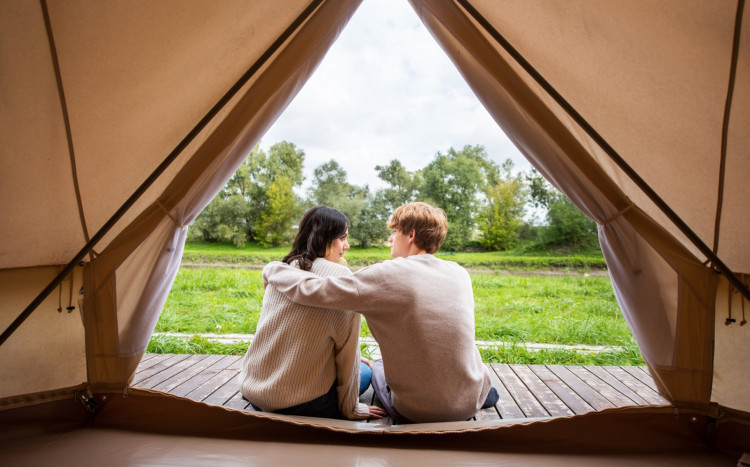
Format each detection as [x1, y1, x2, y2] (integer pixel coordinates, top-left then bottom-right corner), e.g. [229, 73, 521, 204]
[0, 0, 326, 347]
[456, 0, 750, 303]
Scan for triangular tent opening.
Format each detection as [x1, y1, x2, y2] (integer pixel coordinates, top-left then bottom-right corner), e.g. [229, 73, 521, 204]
[1, 0, 748, 463]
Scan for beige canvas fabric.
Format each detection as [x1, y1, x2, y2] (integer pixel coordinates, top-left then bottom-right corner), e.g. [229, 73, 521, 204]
[0, 0, 748, 458]
[410, 0, 748, 412]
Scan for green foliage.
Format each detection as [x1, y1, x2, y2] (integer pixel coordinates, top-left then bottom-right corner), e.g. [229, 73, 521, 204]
[188, 142, 305, 246]
[525, 169, 598, 249]
[421, 145, 498, 250]
[308, 160, 390, 248]
[374, 159, 422, 212]
[188, 193, 250, 247]
[477, 160, 526, 250]
[479, 340, 644, 366]
[188, 140, 603, 253]
[255, 175, 301, 247]
[147, 334, 249, 355]
[545, 196, 598, 248]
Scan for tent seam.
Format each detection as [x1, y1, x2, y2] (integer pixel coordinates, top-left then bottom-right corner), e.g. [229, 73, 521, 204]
[40, 0, 91, 249]
[712, 0, 745, 257]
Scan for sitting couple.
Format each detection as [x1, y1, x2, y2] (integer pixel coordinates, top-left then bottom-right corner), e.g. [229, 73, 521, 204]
[239, 202, 498, 423]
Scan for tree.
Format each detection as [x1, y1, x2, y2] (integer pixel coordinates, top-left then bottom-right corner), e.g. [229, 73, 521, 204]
[420, 145, 499, 251]
[478, 160, 526, 250]
[255, 175, 301, 247]
[188, 141, 305, 246]
[374, 159, 421, 212]
[525, 169, 598, 248]
[308, 160, 390, 247]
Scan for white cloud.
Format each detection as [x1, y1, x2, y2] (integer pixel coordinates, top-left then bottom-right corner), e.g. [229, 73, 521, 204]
[260, 0, 529, 191]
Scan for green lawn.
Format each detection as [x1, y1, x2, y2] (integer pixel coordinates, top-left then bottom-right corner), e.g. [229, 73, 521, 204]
[151, 243, 643, 366]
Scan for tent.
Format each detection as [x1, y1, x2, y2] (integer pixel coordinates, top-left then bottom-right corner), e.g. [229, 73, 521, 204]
[1, 0, 748, 464]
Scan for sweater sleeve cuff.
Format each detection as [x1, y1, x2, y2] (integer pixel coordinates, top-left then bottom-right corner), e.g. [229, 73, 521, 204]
[354, 402, 370, 419]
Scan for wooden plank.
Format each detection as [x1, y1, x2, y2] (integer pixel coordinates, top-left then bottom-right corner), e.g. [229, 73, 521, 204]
[150, 354, 225, 392]
[602, 366, 668, 405]
[586, 366, 648, 405]
[546, 365, 615, 411]
[565, 366, 635, 407]
[511, 365, 573, 417]
[201, 369, 243, 405]
[131, 354, 191, 386]
[529, 365, 593, 415]
[622, 366, 660, 392]
[168, 355, 237, 397]
[475, 405, 501, 421]
[225, 355, 243, 370]
[223, 391, 252, 410]
[491, 364, 548, 418]
[136, 354, 210, 390]
[486, 364, 524, 419]
[138, 353, 159, 364]
[185, 368, 239, 403]
[134, 353, 173, 374]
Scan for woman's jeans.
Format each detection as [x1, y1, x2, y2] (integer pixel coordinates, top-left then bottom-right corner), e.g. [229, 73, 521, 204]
[250, 361, 373, 419]
[359, 360, 372, 395]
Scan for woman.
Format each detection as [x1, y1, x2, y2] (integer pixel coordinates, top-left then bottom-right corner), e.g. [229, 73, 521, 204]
[239, 206, 385, 420]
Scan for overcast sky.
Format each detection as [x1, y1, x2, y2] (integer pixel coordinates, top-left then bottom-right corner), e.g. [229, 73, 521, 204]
[260, 0, 529, 191]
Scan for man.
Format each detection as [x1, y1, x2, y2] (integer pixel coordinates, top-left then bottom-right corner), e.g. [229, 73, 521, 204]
[263, 202, 498, 423]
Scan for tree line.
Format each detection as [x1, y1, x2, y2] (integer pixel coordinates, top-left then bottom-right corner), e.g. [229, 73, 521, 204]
[188, 141, 598, 251]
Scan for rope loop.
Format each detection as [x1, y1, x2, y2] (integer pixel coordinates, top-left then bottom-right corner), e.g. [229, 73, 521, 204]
[156, 201, 188, 229]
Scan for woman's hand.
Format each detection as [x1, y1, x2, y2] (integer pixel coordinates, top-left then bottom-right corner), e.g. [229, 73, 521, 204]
[367, 406, 387, 419]
[360, 357, 372, 368]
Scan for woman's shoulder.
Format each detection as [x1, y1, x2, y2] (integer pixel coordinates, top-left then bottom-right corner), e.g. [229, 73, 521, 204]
[311, 258, 352, 277]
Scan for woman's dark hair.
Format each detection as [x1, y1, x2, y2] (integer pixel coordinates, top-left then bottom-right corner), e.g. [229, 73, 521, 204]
[283, 206, 349, 271]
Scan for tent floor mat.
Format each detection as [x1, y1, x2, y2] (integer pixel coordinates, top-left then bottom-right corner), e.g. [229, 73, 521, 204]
[0, 425, 738, 466]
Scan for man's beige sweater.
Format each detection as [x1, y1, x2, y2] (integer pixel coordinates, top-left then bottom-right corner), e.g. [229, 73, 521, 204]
[263, 254, 491, 423]
[239, 258, 369, 420]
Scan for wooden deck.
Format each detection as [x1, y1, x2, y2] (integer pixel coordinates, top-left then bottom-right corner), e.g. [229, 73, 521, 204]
[133, 354, 668, 423]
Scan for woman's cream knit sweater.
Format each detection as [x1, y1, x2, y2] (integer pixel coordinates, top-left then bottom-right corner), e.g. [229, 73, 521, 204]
[238, 258, 369, 419]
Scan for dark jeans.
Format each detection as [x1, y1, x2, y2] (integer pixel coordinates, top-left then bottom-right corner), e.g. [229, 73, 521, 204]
[248, 364, 372, 419]
[370, 358, 500, 424]
[270, 383, 343, 419]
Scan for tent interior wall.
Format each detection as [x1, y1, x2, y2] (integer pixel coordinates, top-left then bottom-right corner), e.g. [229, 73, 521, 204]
[1, 0, 748, 464]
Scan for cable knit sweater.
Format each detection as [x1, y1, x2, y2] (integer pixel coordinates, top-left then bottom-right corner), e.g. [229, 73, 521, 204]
[239, 258, 369, 420]
[263, 254, 491, 423]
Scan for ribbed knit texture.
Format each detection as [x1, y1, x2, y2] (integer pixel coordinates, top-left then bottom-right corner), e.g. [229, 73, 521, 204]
[239, 258, 369, 419]
[264, 254, 492, 423]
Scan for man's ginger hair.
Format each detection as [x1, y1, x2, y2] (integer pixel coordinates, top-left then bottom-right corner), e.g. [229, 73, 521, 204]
[387, 202, 448, 254]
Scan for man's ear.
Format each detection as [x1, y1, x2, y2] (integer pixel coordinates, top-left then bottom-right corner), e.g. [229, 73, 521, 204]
[408, 229, 416, 243]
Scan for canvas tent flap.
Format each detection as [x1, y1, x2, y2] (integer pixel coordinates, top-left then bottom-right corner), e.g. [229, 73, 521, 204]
[409, 0, 750, 412]
[0, 0, 324, 269]
[1, 0, 363, 394]
[2, 0, 750, 457]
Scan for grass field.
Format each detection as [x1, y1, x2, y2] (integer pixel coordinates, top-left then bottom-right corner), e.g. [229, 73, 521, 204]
[181, 241, 608, 272]
[150, 242, 643, 365]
